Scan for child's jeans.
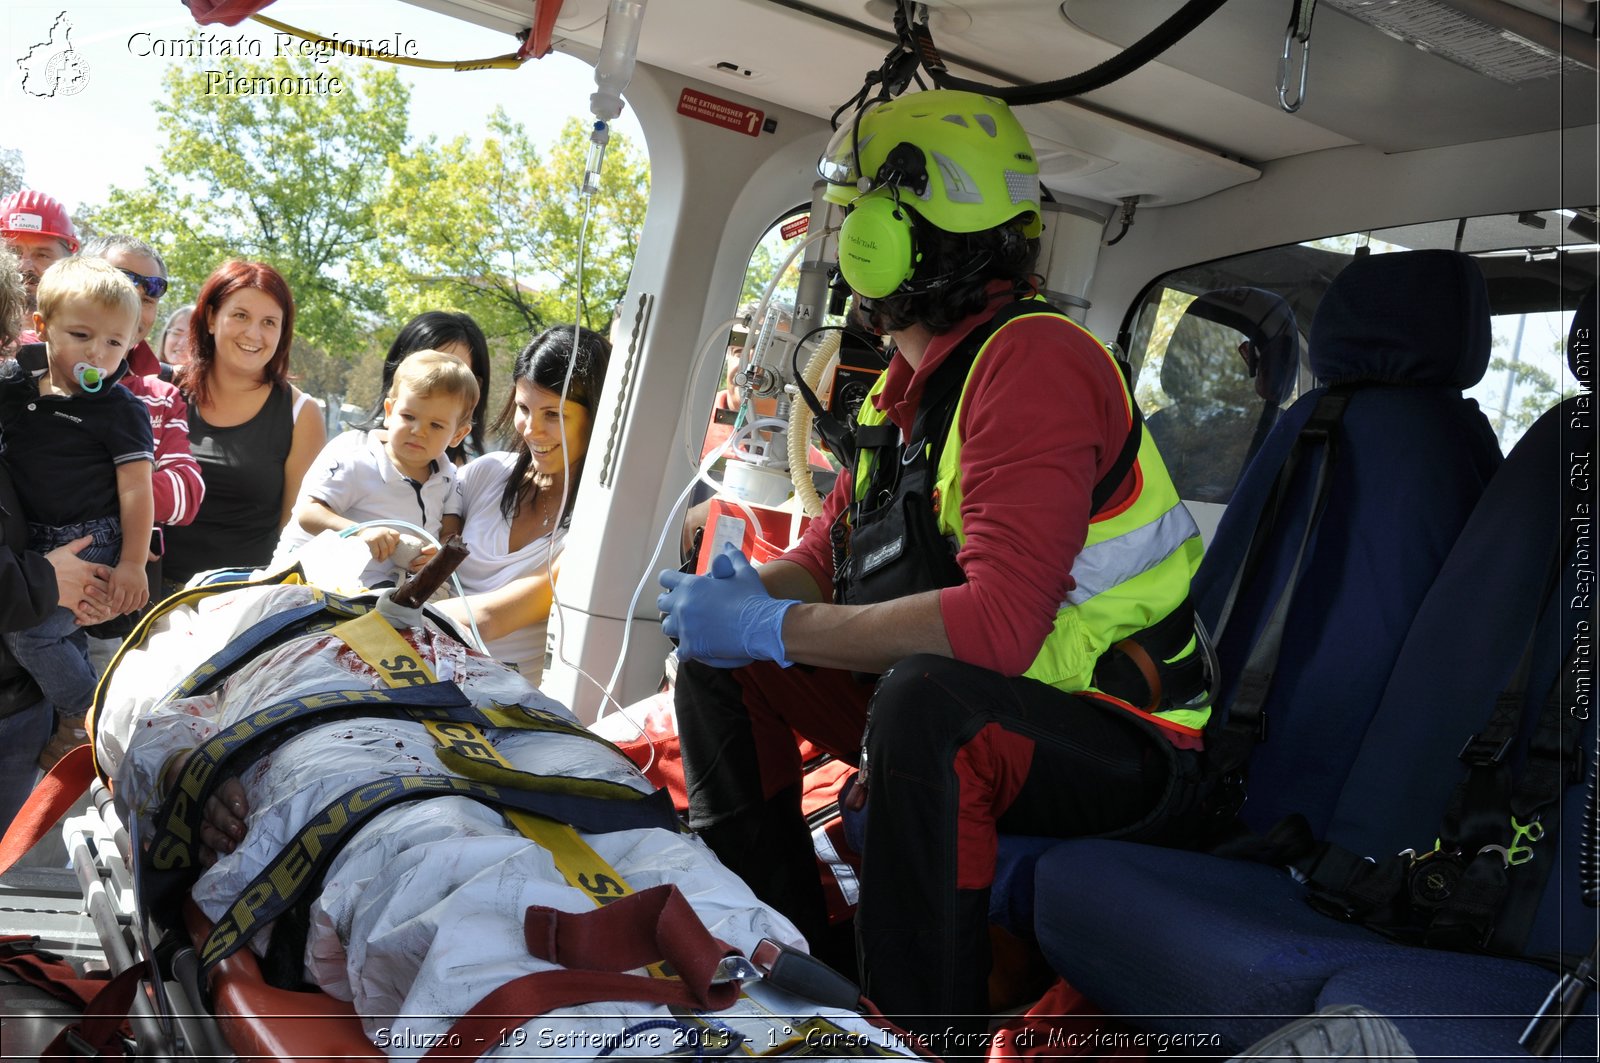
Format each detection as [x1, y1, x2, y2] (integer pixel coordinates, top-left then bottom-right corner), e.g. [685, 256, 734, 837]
[30, 516, 123, 566]
[2, 606, 95, 715]
[2, 516, 124, 716]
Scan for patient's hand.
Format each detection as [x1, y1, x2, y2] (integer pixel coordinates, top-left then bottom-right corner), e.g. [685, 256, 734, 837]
[199, 778, 251, 866]
[163, 753, 250, 866]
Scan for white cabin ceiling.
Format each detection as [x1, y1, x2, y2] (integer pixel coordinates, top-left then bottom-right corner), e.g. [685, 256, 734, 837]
[397, 0, 1598, 206]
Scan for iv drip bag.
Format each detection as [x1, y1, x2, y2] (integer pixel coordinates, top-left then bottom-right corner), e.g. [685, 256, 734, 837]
[591, 0, 647, 123]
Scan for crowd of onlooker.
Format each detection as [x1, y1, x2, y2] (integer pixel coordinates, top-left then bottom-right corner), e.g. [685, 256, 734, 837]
[0, 188, 612, 833]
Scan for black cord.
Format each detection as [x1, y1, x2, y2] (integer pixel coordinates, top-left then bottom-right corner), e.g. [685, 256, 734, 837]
[788, 324, 880, 468]
[896, 0, 1232, 107]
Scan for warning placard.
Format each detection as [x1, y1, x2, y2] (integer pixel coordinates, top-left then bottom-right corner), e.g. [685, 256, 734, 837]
[677, 88, 765, 137]
[779, 215, 809, 240]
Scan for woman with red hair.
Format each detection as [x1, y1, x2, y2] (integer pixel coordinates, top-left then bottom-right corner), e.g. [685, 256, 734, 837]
[163, 261, 325, 588]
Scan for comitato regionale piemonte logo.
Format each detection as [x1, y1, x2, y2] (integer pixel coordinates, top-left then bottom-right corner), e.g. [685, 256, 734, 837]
[18, 12, 92, 98]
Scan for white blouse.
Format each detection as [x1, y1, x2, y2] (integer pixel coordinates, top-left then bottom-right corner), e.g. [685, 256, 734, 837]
[451, 451, 566, 682]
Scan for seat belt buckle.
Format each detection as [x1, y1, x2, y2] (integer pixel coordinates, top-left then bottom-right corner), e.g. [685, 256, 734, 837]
[1458, 731, 1511, 766]
[750, 938, 861, 1011]
[711, 953, 761, 986]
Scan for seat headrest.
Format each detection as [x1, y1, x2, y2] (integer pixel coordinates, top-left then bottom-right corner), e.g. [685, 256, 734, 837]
[1569, 284, 1595, 392]
[1180, 287, 1301, 404]
[1309, 250, 1490, 389]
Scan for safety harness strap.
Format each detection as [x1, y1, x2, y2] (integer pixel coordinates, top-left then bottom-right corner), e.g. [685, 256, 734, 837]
[197, 771, 678, 970]
[1250, 637, 1586, 954]
[0, 745, 95, 876]
[37, 963, 143, 1060]
[425, 886, 741, 1061]
[160, 596, 366, 702]
[143, 681, 573, 922]
[0, 935, 112, 1009]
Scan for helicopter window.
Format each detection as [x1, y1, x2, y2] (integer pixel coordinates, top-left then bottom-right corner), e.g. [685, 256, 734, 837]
[1126, 208, 1597, 507]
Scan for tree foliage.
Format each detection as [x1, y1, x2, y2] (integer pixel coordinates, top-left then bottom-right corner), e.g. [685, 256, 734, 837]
[1484, 338, 1566, 446]
[0, 147, 23, 199]
[83, 55, 410, 359]
[69, 56, 650, 417]
[373, 112, 649, 343]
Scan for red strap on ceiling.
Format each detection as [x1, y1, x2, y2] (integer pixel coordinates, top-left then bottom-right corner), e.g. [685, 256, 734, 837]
[520, 0, 567, 59]
[184, 0, 281, 26]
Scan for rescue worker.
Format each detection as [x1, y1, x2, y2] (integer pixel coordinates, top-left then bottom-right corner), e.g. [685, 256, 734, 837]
[658, 90, 1210, 1046]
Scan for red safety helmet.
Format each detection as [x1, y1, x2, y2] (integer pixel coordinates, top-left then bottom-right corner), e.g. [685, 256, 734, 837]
[0, 189, 80, 253]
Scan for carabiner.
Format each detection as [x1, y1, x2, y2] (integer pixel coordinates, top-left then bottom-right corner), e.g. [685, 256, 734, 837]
[1507, 815, 1544, 866]
[1277, 0, 1317, 113]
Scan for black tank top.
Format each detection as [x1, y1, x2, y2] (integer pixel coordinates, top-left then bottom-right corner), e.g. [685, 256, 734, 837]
[164, 383, 294, 581]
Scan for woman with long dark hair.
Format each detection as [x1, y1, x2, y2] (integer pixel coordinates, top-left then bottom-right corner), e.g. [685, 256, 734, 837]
[163, 260, 325, 586]
[434, 325, 610, 681]
[359, 310, 491, 464]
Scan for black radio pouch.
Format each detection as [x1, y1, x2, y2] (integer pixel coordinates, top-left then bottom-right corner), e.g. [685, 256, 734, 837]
[837, 430, 963, 606]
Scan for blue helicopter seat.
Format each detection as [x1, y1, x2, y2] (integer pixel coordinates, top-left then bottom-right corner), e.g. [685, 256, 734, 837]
[1031, 277, 1597, 1060]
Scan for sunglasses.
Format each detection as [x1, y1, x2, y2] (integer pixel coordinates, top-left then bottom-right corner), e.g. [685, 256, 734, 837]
[119, 268, 169, 300]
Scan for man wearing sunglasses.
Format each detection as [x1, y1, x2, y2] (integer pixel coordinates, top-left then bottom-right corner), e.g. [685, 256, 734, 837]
[81, 235, 171, 380]
[73, 236, 204, 679]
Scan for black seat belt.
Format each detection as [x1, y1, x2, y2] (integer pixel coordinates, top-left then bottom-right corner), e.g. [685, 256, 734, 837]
[1203, 385, 1356, 807]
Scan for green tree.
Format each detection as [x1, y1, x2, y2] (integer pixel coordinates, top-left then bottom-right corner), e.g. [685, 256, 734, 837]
[0, 148, 23, 199]
[1485, 337, 1566, 446]
[373, 112, 649, 344]
[83, 54, 410, 363]
[739, 229, 793, 309]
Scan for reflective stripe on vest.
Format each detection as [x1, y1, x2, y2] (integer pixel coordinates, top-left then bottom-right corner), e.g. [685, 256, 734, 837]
[855, 306, 1206, 728]
[1063, 493, 1200, 608]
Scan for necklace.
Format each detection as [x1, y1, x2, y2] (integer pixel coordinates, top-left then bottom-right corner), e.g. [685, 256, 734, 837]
[523, 479, 563, 532]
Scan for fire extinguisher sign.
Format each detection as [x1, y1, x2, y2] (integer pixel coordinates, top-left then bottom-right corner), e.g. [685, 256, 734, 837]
[677, 88, 765, 137]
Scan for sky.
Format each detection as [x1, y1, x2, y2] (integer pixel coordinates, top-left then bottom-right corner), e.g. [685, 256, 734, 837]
[3, 0, 647, 214]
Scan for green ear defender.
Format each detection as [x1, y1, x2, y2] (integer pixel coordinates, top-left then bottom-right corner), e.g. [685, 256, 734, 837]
[837, 189, 920, 299]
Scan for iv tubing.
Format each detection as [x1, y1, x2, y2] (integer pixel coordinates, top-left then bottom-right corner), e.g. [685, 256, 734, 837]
[547, 172, 634, 728]
[680, 316, 744, 469]
[600, 417, 779, 718]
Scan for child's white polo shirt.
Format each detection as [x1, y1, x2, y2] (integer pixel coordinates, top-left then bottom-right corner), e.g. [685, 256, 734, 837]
[271, 428, 463, 587]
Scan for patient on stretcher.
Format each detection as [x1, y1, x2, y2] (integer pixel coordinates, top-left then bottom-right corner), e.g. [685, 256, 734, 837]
[97, 574, 915, 1059]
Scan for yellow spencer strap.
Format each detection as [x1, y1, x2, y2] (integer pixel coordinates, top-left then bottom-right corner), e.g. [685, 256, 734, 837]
[334, 610, 853, 1044]
[328, 610, 642, 911]
[89, 568, 309, 783]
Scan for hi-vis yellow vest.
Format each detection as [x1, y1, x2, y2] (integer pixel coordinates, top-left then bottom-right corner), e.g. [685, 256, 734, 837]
[854, 306, 1207, 730]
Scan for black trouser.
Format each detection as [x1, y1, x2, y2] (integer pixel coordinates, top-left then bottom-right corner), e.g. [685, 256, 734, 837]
[675, 653, 1201, 1047]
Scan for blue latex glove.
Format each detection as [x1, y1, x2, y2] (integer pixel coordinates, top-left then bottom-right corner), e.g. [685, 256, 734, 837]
[657, 544, 799, 669]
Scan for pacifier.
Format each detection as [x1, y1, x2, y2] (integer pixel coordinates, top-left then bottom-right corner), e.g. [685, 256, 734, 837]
[73, 362, 105, 393]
